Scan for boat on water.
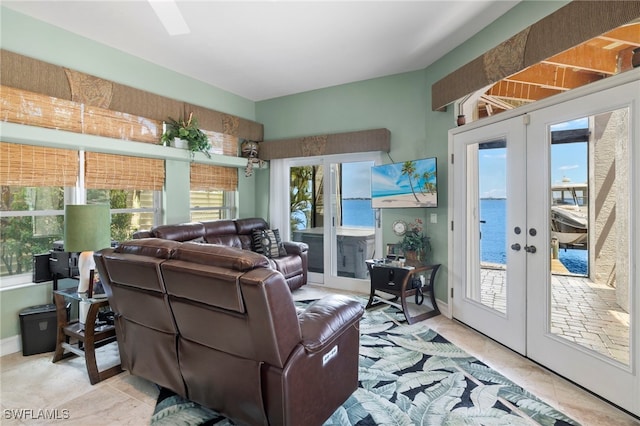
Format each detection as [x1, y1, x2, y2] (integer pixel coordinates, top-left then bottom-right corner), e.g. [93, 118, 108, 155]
[551, 181, 588, 247]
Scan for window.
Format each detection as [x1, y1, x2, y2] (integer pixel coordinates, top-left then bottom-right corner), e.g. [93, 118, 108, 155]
[85, 152, 163, 240]
[0, 144, 163, 288]
[0, 186, 68, 288]
[190, 163, 237, 221]
[87, 189, 159, 241]
[0, 143, 78, 288]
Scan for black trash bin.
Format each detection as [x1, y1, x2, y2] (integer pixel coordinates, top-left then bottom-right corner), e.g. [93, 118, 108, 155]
[19, 304, 57, 356]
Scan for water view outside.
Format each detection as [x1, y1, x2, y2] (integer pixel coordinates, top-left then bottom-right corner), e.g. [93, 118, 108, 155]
[480, 199, 587, 274]
[342, 199, 374, 227]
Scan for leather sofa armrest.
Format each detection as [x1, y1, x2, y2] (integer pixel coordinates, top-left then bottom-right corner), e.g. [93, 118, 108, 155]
[282, 241, 308, 255]
[298, 295, 363, 353]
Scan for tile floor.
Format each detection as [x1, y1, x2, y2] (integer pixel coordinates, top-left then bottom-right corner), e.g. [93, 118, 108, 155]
[1, 284, 637, 425]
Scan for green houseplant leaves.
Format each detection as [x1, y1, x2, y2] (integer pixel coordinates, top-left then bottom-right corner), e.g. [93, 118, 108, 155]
[161, 112, 211, 159]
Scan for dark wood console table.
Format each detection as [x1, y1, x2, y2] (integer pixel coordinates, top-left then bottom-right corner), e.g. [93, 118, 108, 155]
[365, 260, 440, 324]
[52, 286, 122, 384]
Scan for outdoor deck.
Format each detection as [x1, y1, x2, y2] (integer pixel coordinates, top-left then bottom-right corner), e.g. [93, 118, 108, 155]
[480, 266, 630, 365]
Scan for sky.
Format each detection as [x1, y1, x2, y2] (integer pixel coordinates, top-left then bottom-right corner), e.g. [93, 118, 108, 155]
[342, 162, 374, 199]
[479, 118, 588, 198]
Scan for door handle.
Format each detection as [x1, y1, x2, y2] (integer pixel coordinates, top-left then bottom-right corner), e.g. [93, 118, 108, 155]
[524, 245, 537, 253]
[510, 243, 521, 251]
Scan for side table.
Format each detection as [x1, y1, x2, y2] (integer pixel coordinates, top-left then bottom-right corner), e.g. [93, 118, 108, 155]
[365, 259, 440, 324]
[52, 286, 122, 384]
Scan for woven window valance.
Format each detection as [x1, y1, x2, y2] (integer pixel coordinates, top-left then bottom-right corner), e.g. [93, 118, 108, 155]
[432, 1, 640, 110]
[1, 50, 264, 142]
[85, 152, 165, 191]
[260, 128, 390, 160]
[0, 142, 78, 187]
[190, 163, 238, 192]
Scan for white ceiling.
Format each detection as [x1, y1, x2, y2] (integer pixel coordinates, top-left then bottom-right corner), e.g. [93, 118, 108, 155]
[2, 1, 520, 101]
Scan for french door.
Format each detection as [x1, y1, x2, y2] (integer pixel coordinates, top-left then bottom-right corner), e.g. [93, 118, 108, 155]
[272, 153, 381, 293]
[450, 77, 639, 416]
[451, 116, 527, 354]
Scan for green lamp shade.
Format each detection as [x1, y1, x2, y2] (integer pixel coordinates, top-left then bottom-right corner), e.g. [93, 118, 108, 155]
[64, 204, 111, 252]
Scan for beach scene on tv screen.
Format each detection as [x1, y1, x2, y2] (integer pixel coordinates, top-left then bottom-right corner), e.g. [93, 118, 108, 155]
[371, 158, 437, 208]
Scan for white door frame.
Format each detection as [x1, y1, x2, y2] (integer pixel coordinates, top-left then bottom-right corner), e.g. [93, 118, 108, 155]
[448, 69, 639, 416]
[271, 151, 383, 293]
[525, 80, 639, 414]
[450, 115, 527, 354]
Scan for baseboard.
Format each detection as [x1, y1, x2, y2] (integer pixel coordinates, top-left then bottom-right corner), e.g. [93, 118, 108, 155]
[436, 299, 450, 318]
[1, 335, 21, 357]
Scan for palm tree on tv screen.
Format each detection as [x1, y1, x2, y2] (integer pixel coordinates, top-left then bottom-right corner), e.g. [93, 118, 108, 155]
[401, 161, 421, 203]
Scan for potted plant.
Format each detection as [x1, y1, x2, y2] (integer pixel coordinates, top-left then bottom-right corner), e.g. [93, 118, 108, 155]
[399, 218, 430, 265]
[161, 112, 211, 159]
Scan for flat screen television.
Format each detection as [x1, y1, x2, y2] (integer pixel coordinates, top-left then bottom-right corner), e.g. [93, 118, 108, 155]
[371, 158, 437, 208]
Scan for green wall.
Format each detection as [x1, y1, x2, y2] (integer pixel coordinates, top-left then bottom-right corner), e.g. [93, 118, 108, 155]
[0, 1, 567, 342]
[256, 0, 568, 303]
[0, 6, 258, 342]
[256, 70, 449, 298]
[0, 7, 256, 121]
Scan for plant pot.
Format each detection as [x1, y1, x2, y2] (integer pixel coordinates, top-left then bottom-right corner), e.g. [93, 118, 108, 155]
[404, 250, 423, 267]
[172, 138, 189, 149]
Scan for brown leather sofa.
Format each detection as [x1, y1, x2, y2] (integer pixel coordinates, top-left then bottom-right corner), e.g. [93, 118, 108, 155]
[94, 238, 363, 426]
[133, 218, 308, 291]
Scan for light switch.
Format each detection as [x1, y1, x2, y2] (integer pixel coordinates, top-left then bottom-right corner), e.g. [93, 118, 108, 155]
[430, 213, 437, 224]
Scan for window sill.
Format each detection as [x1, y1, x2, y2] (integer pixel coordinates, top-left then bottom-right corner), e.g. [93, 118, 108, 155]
[0, 280, 51, 292]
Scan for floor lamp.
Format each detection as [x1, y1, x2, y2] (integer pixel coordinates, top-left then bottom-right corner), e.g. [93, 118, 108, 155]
[64, 204, 111, 300]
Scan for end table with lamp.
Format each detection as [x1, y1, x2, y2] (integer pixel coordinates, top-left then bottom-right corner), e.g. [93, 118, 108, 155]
[52, 204, 121, 384]
[52, 285, 121, 384]
[63, 204, 112, 298]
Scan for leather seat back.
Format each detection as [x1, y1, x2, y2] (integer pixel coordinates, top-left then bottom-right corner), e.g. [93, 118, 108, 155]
[201, 219, 243, 248]
[161, 243, 301, 425]
[95, 238, 362, 426]
[235, 217, 269, 250]
[94, 239, 186, 395]
[151, 222, 205, 242]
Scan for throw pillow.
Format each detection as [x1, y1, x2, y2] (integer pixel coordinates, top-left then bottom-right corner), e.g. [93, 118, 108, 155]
[252, 229, 287, 258]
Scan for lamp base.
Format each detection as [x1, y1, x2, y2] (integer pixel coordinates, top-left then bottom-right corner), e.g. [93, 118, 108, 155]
[77, 251, 95, 296]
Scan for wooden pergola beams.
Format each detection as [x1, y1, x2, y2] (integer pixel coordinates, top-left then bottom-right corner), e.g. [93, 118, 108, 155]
[478, 21, 640, 117]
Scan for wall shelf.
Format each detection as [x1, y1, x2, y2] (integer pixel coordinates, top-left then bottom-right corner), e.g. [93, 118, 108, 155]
[0, 122, 265, 169]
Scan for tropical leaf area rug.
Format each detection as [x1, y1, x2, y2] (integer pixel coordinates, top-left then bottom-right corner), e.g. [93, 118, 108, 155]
[151, 303, 580, 426]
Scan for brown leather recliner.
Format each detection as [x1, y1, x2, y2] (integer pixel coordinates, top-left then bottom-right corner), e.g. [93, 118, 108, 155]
[94, 238, 363, 426]
[133, 218, 308, 291]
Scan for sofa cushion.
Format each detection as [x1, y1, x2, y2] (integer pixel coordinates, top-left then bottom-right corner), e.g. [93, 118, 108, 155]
[235, 217, 268, 235]
[152, 222, 205, 242]
[175, 242, 270, 271]
[252, 229, 287, 258]
[115, 238, 181, 258]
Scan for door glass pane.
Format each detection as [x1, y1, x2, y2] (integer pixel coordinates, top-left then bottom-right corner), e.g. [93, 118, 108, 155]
[289, 162, 376, 279]
[466, 140, 507, 314]
[334, 162, 375, 279]
[290, 165, 325, 274]
[549, 109, 630, 365]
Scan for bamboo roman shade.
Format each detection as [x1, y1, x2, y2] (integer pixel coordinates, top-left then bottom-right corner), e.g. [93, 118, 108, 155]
[85, 152, 164, 190]
[204, 131, 239, 156]
[0, 142, 78, 186]
[190, 163, 238, 192]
